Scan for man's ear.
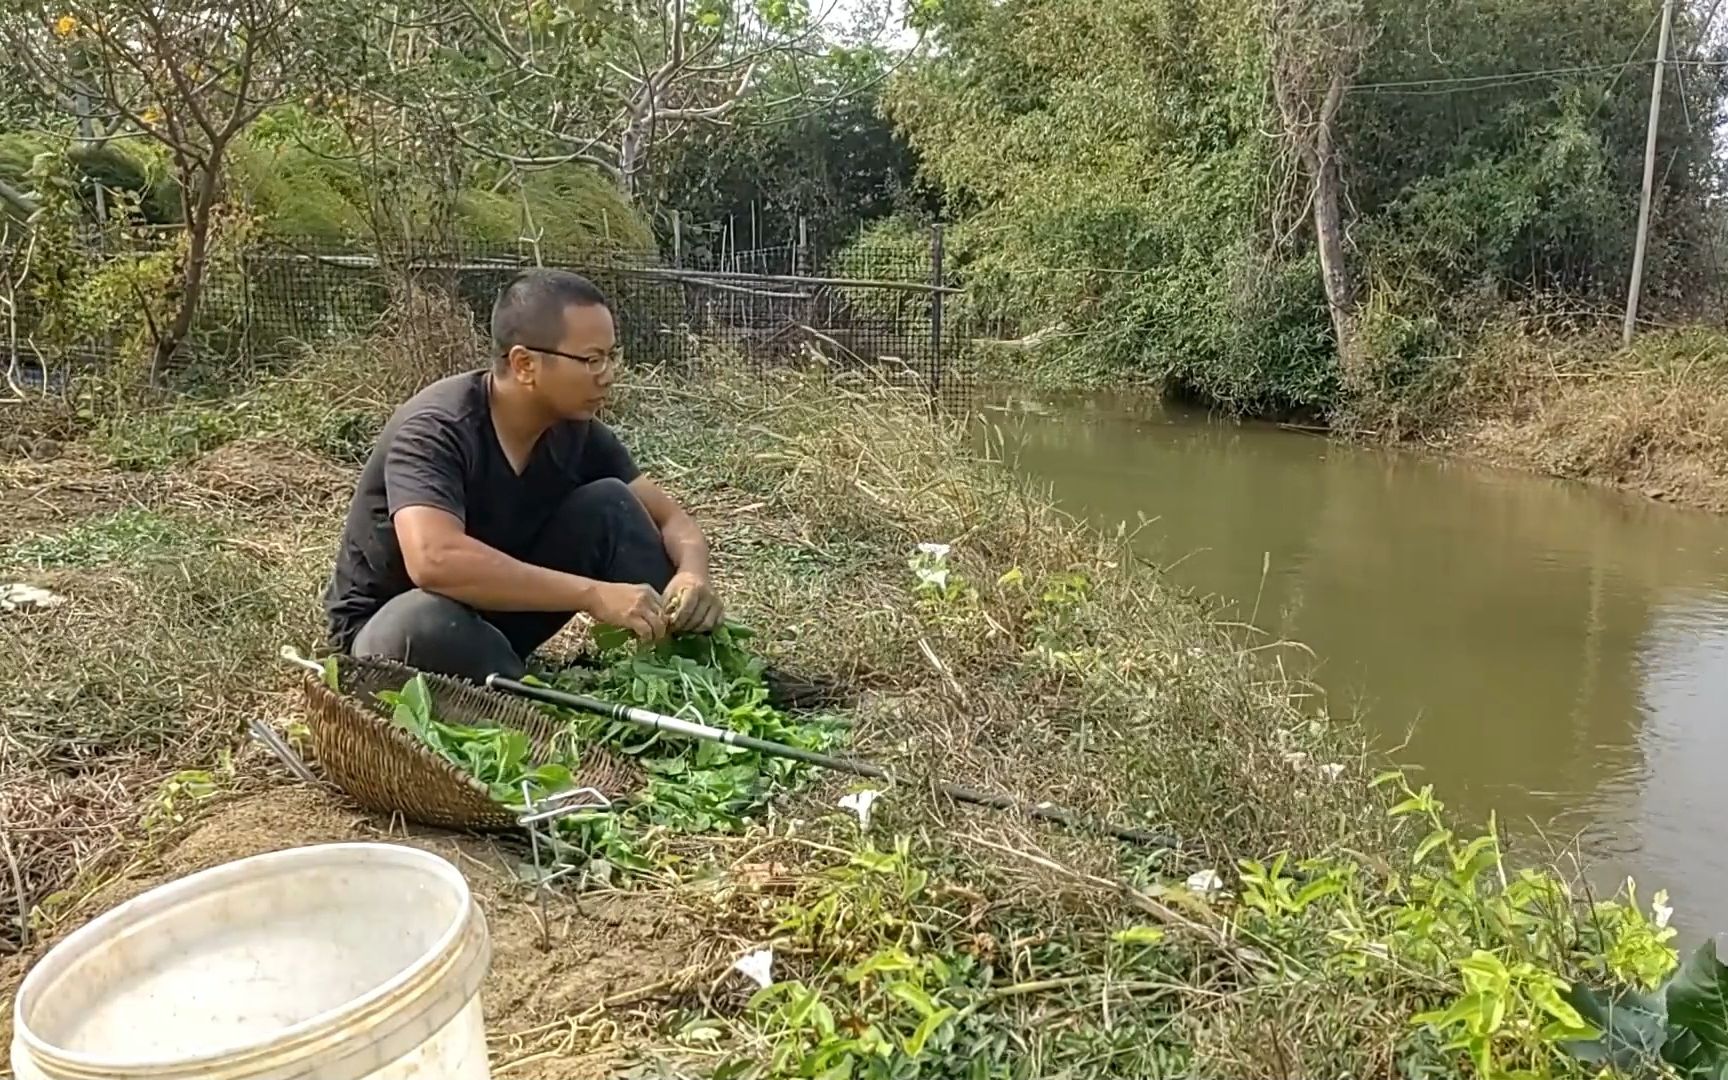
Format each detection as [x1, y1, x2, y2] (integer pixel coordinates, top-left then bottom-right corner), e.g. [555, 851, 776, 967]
[504, 345, 537, 384]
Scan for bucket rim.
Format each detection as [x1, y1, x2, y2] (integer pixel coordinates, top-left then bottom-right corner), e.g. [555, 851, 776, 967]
[13, 841, 479, 1078]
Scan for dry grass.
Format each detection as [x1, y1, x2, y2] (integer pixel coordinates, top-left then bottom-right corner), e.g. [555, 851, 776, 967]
[1397, 323, 1728, 512]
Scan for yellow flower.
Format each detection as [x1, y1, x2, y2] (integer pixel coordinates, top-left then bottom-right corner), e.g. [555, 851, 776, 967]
[53, 13, 78, 37]
[141, 106, 162, 125]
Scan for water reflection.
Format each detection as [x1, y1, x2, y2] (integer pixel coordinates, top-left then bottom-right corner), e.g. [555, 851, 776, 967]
[985, 392, 1728, 936]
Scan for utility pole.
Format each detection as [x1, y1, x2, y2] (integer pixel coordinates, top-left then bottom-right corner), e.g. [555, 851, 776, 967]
[1624, 0, 1676, 346]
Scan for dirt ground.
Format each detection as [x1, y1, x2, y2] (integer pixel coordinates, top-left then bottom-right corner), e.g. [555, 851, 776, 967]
[1, 784, 710, 1077]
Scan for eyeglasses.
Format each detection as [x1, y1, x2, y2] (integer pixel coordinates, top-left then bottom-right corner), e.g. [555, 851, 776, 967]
[522, 345, 622, 371]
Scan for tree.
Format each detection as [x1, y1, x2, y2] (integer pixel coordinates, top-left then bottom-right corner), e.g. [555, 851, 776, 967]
[1267, 0, 1371, 366]
[651, 51, 935, 260]
[4, 0, 301, 376]
[415, 0, 899, 199]
[889, 0, 1728, 414]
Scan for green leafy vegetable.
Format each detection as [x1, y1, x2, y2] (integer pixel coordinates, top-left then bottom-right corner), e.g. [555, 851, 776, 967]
[554, 619, 842, 832]
[375, 622, 844, 876]
[376, 674, 573, 806]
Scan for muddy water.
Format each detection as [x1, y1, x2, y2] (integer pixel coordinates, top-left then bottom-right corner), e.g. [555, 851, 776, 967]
[986, 391, 1728, 936]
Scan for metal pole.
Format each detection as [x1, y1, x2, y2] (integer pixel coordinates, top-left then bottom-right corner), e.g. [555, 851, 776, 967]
[671, 210, 682, 268]
[930, 223, 945, 402]
[1624, 0, 1676, 346]
[486, 675, 1177, 848]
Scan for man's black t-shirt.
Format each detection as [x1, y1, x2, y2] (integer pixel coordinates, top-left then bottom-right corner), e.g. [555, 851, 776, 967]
[323, 370, 639, 649]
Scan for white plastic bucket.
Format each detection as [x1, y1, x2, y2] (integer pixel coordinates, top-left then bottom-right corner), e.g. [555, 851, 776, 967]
[11, 842, 491, 1080]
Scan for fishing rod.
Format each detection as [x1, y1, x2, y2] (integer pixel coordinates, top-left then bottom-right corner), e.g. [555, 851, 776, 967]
[486, 675, 1180, 849]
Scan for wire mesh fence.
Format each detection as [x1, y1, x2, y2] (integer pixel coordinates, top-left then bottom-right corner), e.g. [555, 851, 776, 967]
[2, 227, 966, 407]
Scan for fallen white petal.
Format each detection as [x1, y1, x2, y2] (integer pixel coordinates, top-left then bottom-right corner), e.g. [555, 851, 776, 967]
[733, 947, 774, 989]
[838, 789, 883, 830]
[915, 542, 952, 559]
[1318, 762, 1346, 781]
[1654, 890, 1674, 929]
[0, 583, 66, 612]
[1282, 751, 1309, 772]
[1185, 869, 1225, 896]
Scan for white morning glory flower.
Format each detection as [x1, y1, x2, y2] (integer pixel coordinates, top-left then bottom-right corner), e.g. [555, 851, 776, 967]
[733, 947, 774, 989]
[838, 789, 883, 830]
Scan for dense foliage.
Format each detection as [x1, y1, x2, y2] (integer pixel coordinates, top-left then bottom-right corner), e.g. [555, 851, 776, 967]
[4, 0, 1726, 413]
[886, 0, 1728, 414]
[649, 63, 937, 262]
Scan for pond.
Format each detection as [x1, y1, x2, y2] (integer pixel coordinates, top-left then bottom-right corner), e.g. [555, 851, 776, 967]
[985, 390, 1728, 939]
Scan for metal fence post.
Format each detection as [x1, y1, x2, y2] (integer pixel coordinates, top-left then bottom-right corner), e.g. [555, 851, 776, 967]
[930, 223, 945, 403]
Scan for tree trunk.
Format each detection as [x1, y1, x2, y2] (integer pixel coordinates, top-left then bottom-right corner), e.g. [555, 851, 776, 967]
[151, 152, 224, 380]
[1307, 72, 1357, 366]
[618, 123, 645, 201]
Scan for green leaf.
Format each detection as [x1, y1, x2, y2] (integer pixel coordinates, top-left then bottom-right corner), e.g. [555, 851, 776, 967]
[1527, 980, 1589, 1030]
[321, 655, 340, 690]
[886, 979, 938, 1019]
[1388, 795, 1426, 817]
[592, 623, 634, 652]
[1412, 991, 1491, 1031]
[845, 948, 917, 983]
[1292, 878, 1343, 909]
[1662, 938, 1728, 1072]
[1560, 982, 1666, 1070]
[903, 1005, 956, 1057]
[1112, 926, 1166, 946]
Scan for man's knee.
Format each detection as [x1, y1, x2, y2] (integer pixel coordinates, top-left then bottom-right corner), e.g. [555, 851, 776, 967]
[353, 589, 472, 654]
[558, 477, 660, 544]
[566, 476, 644, 519]
[351, 589, 522, 681]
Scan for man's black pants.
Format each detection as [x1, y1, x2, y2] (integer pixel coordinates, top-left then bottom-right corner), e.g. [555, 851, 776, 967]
[351, 477, 673, 683]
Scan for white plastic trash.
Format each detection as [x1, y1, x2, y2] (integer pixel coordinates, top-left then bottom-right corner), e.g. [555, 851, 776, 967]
[11, 842, 492, 1080]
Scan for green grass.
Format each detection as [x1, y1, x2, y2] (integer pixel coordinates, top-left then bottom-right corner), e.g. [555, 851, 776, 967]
[3, 508, 216, 570]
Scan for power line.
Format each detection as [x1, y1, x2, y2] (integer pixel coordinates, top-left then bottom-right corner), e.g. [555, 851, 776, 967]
[1353, 57, 1728, 97]
[1355, 60, 1641, 92]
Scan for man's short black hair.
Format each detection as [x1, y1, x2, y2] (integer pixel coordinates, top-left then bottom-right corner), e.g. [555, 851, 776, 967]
[490, 268, 611, 366]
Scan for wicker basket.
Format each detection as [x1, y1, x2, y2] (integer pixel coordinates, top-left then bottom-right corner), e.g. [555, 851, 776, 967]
[297, 655, 642, 830]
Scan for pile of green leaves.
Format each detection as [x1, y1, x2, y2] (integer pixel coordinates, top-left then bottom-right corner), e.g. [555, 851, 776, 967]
[551, 621, 845, 834]
[370, 621, 844, 871]
[376, 674, 578, 807]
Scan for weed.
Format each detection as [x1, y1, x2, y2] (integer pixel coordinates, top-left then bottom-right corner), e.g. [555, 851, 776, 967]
[142, 766, 224, 835]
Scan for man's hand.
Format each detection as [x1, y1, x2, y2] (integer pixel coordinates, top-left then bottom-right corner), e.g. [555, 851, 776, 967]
[663, 570, 723, 634]
[586, 580, 668, 641]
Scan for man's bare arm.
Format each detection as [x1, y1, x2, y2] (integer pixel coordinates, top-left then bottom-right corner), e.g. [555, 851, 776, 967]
[629, 476, 723, 631]
[629, 476, 710, 577]
[395, 505, 667, 639]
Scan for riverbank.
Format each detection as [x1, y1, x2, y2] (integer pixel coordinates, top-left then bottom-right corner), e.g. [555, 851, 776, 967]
[0, 337, 1702, 1077]
[1426, 325, 1728, 514]
[976, 319, 1728, 514]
